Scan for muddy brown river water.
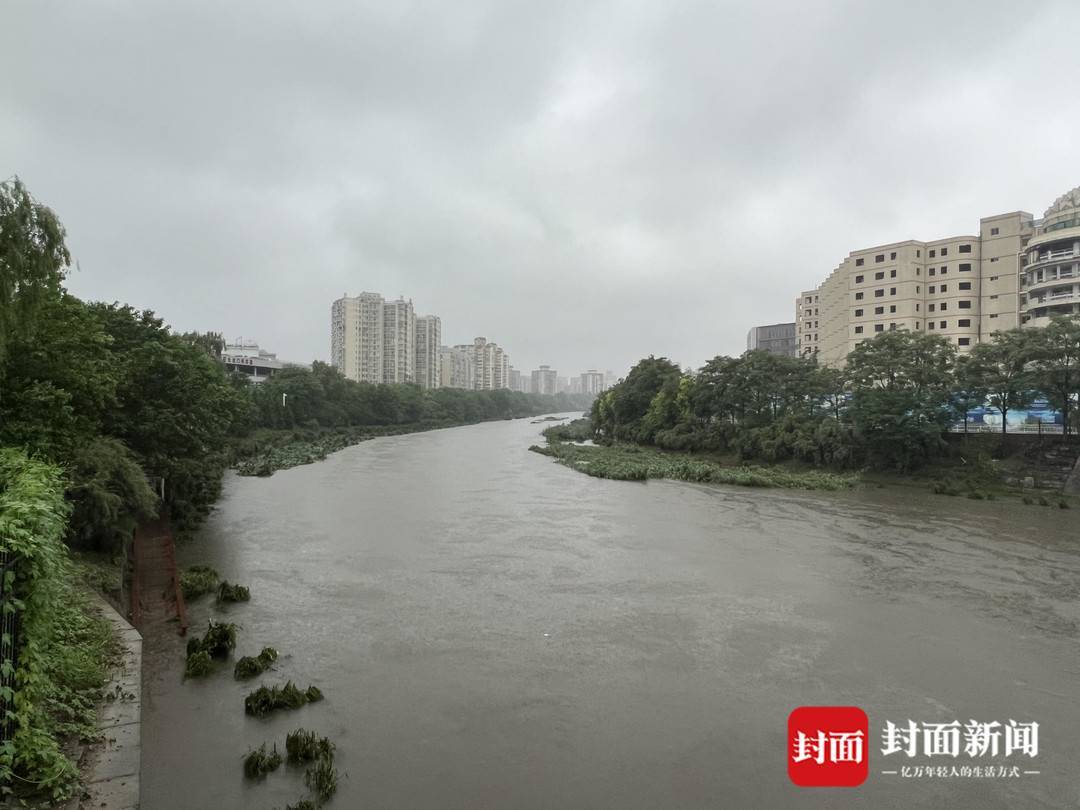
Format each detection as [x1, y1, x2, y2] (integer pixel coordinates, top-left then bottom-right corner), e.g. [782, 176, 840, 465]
[141, 415, 1080, 808]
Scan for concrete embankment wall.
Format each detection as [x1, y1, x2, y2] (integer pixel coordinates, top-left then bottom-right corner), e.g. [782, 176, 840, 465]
[78, 594, 141, 810]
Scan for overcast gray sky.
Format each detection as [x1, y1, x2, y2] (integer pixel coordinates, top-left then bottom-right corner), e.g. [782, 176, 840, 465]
[3, 0, 1078, 378]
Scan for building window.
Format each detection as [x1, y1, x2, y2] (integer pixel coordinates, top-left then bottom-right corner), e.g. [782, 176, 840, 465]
[890, 287, 897, 295]
[990, 276, 998, 281]
[874, 306, 884, 314]
[940, 284, 947, 292]
[916, 250, 921, 257]
[890, 305, 897, 313]
[875, 271, 885, 280]
[928, 321, 935, 329]
[940, 266, 947, 274]
[916, 286, 920, 293]
[875, 254, 885, 263]
[959, 282, 971, 290]
[959, 337, 971, 346]
[940, 321, 947, 329]
[855, 308, 864, 316]
[929, 286, 935, 293]
[916, 303, 920, 311]
[930, 249, 936, 258]
[958, 319, 971, 327]
[990, 313, 998, 319]
[940, 302, 948, 311]
[855, 274, 864, 283]
[855, 258, 864, 266]
[890, 323, 897, 331]
[990, 257, 999, 263]
[990, 227, 999, 235]
[875, 324, 884, 332]
[959, 300, 972, 309]
[855, 325, 864, 334]
[929, 268, 936, 276]
[959, 244, 971, 253]
[890, 269, 897, 278]
[959, 263, 971, 271]
[855, 292, 864, 300]
[941, 247, 948, 256]
[929, 304, 936, 312]
[875, 289, 884, 297]
[890, 252, 897, 260]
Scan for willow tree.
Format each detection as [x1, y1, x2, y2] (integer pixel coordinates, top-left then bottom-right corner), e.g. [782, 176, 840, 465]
[0, 178, 70, 367]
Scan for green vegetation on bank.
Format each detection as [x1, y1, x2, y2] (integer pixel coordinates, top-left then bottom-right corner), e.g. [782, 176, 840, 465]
[588, 327, 1080, 476]
[0, 450, 114, 801]
[532, 433, 856, 490]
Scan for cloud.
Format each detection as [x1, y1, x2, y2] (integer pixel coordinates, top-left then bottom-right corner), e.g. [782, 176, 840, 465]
[2, 0, 1078, 377]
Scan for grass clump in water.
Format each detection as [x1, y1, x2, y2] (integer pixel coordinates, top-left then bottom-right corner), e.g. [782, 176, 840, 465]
[285, 729, 335, 763]
[243, 743, 283, 778]
[304, 755, 338, 804]
[186, 619, 238, 659]
[244, 681, 324, 716]
[180, 565, 219, 599]
[218, 580, 251, 603]
[184, 649, 213, 679]
[285, 801, 317, 810]
[234, 646, 279, 680]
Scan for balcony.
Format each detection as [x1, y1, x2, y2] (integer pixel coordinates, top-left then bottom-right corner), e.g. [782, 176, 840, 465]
[1025, 246, 1079, 269]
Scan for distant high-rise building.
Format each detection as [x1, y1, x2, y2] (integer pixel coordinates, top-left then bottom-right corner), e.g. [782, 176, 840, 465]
[531, 365, 558, 395]
[414, 315, 442, 389]
[382, 298, 415, 384]
[470, 337, 511, 390]
[331, 292, 385, 383]
[580, 370, 605, 394]
[440, 345, 474, 389]
[746, 323, 797, 357]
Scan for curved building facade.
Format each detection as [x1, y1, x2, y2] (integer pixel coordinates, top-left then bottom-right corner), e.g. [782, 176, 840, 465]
[1020, 187, 1080, 328]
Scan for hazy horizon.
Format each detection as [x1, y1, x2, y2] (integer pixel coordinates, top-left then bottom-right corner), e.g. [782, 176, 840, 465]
[3, 0, 1078, 376]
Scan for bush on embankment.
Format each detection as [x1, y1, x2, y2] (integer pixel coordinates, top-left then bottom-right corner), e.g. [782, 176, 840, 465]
[0, 449, 113, 801]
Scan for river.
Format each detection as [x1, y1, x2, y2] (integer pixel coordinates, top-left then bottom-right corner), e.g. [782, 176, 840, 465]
[141, 415, 1080, 809]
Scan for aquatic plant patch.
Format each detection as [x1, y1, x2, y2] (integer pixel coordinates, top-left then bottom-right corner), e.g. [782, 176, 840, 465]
[243, 743, 283, 779]
[244, 681, 325, 716]
[304, 754, 338, 804]
[234, 646, 279, 680]
[179, 565, 220, 599]
[286, 728, 336, 763]
[218, 580, 251, 602]
[532, 441, 856, 491]
[186, 619, 238, 659]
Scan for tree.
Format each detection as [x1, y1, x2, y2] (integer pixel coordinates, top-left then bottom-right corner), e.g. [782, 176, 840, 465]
[964, 330, 1036, 436]
[0, 178, 70, 367]
[1029, 317, 1080, 435]
[846, 331, 957, 470]
[950, 355, 989, 434]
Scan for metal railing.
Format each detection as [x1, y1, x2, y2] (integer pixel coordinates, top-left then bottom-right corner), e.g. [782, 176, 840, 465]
[950, 422, 1066, 435]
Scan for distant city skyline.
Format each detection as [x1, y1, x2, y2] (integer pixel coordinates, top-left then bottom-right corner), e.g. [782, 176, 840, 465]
[6, 3, 1079, 378]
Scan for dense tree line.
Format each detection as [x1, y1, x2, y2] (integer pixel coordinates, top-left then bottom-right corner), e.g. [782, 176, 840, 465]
[592, 323, 1080, 472]
[0, 179, 589, 552]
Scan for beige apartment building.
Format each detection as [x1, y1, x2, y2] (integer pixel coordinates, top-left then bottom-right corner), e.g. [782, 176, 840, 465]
[795, 185, 1080, 366]
[414, 315, 442, 389]
[331, 291, 385, 383]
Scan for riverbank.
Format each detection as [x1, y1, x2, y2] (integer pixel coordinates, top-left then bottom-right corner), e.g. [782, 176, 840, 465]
[533, 420, 1078, 506]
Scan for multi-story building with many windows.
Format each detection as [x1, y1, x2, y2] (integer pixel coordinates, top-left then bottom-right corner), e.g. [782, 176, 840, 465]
[331, 292, 385, 383]
[414, 315, 441, 389]
[746, 323, 797, 357]
[795, 185, 1080, 366]
[382, 297, 415, 384]
[531, 365, 558, 395]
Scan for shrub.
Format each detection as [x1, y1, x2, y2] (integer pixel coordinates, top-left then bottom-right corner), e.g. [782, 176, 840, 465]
[184, 650, 213, 678]
[187, 620, 237, 659]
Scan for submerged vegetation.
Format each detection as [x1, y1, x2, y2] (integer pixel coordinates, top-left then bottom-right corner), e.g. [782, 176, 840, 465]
[217, 580, 251, 603]
[532, 439, 855, 490]
[286, 729, 335, 763]
[304, 754, 339, 804]
[234, 647, 279, 680]
[244, 681, 325, 716]
[180, 565, 220, 599]
[243, 743, 283, 779]
[187, 620, 238, 659]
